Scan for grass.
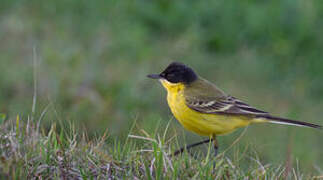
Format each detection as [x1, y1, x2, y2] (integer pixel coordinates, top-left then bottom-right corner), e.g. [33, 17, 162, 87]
[1, 0, 323, 178]
[0, 114, 321, 179]
[0, 60, 321, 179]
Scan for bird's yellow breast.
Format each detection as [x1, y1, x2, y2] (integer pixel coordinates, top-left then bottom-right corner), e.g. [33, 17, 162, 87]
[160, 80, 251, 136]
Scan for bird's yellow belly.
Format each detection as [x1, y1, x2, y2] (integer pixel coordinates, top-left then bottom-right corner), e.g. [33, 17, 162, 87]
[167, 92, 251, 136]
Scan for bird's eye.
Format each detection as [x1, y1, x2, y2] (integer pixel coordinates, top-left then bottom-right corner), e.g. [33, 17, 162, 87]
[166, 73, 178, 82]
[167, 73, 175, 78]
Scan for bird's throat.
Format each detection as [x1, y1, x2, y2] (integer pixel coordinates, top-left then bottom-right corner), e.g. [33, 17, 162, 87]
[160, 79, 185, 93]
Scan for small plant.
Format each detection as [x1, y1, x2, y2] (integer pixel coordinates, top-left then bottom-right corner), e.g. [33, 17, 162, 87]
[0, 115, 320, 179]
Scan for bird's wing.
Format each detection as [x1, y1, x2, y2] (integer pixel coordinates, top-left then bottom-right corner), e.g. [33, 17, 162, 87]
[185, 95, 269, 116]
[183, 79, 322, 129]
[184, 78, 269, 116]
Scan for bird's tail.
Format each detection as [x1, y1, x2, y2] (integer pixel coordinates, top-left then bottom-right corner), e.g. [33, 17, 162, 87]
[255, 115, 322, 129]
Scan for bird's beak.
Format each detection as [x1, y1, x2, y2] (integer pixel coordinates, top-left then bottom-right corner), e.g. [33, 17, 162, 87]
[147, 74, 162, 79]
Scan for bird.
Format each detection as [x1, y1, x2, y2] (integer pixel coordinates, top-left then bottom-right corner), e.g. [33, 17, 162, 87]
[147, 62, 322, 157]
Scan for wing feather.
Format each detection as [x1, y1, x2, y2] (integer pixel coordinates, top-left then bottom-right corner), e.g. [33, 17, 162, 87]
[186, 95, 269, 116]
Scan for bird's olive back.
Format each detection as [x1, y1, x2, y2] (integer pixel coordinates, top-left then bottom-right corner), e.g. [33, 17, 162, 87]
[160, 62, 197, 84]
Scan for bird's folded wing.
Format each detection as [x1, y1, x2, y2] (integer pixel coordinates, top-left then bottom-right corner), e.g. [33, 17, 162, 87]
[185, 95, 269, 116]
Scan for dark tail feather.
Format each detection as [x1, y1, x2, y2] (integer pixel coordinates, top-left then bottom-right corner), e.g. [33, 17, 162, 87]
[257, 115, 322, 129]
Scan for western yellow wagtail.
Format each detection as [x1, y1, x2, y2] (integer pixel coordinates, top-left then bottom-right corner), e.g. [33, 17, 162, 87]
[148, 62, 321, 156]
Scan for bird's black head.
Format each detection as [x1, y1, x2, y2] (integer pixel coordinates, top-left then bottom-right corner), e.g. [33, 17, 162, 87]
[148, 62, 198, 84]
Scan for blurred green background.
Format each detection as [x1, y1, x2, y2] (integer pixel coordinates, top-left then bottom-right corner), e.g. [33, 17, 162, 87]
[1, 0, 322, 173]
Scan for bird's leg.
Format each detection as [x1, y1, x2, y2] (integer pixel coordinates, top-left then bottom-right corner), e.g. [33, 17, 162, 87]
[212, 135, 219, 157]
[172, 139, 212, 156]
